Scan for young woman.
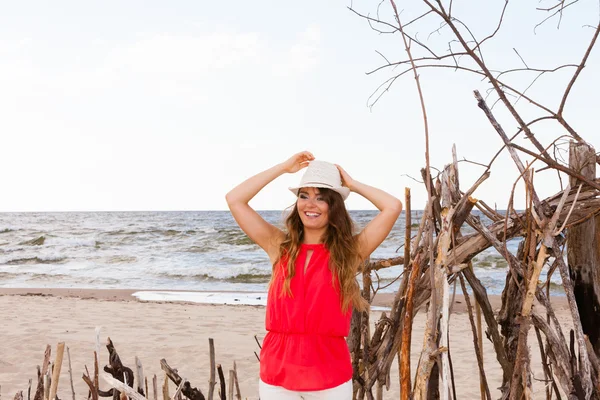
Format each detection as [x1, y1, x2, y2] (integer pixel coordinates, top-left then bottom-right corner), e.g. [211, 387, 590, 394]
[225, 151, 402, 399]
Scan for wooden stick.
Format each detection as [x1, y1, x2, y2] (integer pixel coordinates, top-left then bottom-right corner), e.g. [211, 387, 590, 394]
[216, 364, 226, 400]
[475, 301, 484, 400]
[93, 351, 99, 394]
[232, 362, 241, 400]
[33, 345, 51, 400]
[160, 359, 205, 400]
[171, 378, 186, 400]
[162, 374, 169, 400]
[43, 372, 49, 400]
[400, 253, 421, 400]
[82, 373, 98, 400]
[553, 241, 594, 397]
[208, 338, 216, 400]
[227, 370, 234, 400]
[459, 274, 491, 400]
[135, 356, 145, 396]
[253, 335, 262, 350]
[102, 373, 147, 400]
[152, 375, 158, 400]
[533, 325, 559, 400]
[66, 347, 75, 400]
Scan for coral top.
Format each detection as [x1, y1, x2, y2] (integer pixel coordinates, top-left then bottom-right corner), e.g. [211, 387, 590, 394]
[260, 243, 353, 391]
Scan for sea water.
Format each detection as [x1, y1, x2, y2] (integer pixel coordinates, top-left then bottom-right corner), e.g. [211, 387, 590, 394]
[0, 211, 561, 301]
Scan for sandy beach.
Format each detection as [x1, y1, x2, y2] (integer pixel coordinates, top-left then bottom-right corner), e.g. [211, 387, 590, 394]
[0, 289, 572, 399]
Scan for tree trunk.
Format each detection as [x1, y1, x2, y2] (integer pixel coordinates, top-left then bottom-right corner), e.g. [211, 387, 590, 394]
[567, 141, 600, 357]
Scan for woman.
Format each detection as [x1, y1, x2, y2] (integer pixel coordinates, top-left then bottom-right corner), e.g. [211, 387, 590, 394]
[225, 151, 402, 399]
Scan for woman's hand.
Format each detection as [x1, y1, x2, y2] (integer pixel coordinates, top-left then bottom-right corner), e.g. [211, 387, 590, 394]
[281, 151, 315, 174]
[335, 164, 356, 192]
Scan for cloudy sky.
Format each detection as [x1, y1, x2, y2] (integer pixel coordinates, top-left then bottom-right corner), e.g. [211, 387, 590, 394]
[0, 0, 598, 211]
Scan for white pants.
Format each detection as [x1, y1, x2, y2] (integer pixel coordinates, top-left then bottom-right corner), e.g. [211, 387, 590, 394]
[259, 379, 352, 399]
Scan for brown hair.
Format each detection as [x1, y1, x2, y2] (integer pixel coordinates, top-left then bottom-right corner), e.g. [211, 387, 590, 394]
[274, 188, 368, 312]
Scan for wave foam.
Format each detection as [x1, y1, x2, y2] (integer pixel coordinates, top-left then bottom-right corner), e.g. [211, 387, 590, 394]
[132, 291, 268, 306]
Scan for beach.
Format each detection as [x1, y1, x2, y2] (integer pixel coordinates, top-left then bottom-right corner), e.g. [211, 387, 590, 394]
[0, 288, 573, 399]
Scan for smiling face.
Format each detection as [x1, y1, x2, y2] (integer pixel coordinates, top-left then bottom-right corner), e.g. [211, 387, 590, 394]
[297, 187, 330, 233]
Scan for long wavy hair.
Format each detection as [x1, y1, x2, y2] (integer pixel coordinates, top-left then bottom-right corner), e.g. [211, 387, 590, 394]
[273, 188, 368, 312]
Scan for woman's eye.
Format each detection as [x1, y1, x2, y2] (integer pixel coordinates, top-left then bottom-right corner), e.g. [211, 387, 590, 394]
[316, 197, 324, 202]
[299, 194, 308, 199]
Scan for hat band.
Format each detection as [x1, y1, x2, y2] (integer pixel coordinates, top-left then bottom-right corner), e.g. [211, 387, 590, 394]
[303, 181, 335, 188]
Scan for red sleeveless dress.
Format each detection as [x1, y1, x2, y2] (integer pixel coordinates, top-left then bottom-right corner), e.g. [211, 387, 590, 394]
[260, 243, 353, 391]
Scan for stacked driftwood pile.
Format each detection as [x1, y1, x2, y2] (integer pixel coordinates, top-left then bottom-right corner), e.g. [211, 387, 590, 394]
[347, 0, 600, 399]
[8, 335, 245, 400]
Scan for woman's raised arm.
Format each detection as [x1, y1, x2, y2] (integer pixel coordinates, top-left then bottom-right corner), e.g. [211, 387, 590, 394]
[336, 165, 402, 260]
[226, 151, 314, 262]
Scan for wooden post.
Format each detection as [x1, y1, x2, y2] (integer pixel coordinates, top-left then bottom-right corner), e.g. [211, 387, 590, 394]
[208, 339, 216, 400]
[162, 374, 169, 400]
[152, 375, 158, 400]
[567, 141, 600, 356]
[135, 357, 145, 396]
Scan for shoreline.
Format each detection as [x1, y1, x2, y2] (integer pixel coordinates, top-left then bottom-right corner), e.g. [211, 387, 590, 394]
[0, 287, 570, 313]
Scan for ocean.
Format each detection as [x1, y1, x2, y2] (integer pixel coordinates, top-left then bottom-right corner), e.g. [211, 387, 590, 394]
[0, 210, 560, 298]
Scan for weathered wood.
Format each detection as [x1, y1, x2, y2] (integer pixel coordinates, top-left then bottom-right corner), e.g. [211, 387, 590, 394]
[415, 163, 455, 399]
[232, 362, 241, 400]
[43, 372, 49, 400]
[135, 357, 145, 396]
[475, 300, 485, 400]
[33, 345, 51, 400]
[101, 373, 146, 400]
[208, 339, 216, 400]
[348, 307, 363, 395]
[553, 241, 594, 398]
[216, 364, 225, 400]
[401, 254, 422, 399]
[82, 373, 99, 400]
[171, 378, 186, 400]
[533, 326, 560, 400]
[162, 374, 169, 400]
[94, 351, 99, 396]
[568, 141, 600, 358]
[99, 338, 134, 398]
[48, 342, 65, 400]
[152, 375, 157, 400]
[160, 359, 205, 400]
[66, 347, 75, 400]
[227, 370, 234, 400]
[458, 274, 491, 400]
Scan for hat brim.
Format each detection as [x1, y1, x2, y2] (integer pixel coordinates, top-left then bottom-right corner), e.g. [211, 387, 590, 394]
[289, 184, 350, 201]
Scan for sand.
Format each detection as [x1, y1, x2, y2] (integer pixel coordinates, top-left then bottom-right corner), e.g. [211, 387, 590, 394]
[0, 288, 572, 399]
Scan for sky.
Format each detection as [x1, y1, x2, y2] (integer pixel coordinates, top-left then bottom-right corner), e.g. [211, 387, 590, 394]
[0, 0, 598, 212]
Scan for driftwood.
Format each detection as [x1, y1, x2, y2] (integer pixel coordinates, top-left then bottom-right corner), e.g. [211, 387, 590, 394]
[160, 360, 205, 400]
[567, 142, 600, 359]
[0, 335, 250, 400]
[345, 0, 600, 397]
[98, 338, 135, 399]
[32, 345, 51, 400]
[48, 343, 65, 400]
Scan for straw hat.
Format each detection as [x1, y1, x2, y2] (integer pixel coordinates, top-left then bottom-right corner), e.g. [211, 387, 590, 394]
[288, 160, 350, 200]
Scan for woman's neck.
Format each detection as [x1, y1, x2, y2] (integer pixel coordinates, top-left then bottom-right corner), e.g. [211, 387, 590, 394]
[303, 229, 325, 245]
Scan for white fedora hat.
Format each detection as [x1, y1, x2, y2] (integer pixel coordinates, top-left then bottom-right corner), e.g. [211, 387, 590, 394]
[288, 160, 350, 200]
